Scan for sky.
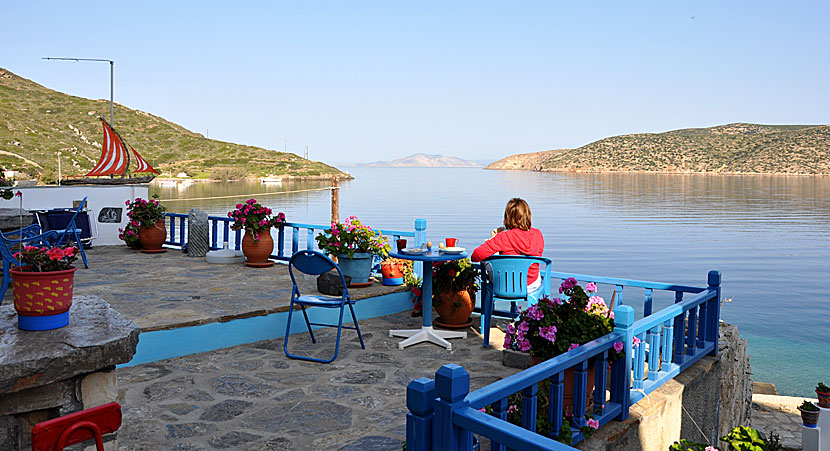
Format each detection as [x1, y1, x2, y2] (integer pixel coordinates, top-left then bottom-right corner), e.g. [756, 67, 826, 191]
[2, 1, 828, 166]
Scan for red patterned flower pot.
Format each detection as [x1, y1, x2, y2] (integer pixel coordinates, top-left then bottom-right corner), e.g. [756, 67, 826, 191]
[817, 390, 830, 408]
[11, 267, 76, 331]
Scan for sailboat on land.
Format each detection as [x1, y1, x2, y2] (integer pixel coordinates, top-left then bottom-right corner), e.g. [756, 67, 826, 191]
[62, 117, 159, 185]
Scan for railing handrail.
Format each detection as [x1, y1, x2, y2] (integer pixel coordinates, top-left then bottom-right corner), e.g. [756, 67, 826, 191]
[548, 270, 705, 294]
[631, 288, 717, 335]
[465, 332, 623, 407]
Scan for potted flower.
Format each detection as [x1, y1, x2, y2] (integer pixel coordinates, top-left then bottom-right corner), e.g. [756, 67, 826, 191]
[125, 194, 167, 253]
[315, 216, 390, 285]
[118, 222, 141, 250]
[798, 400, 820, 428]
[227, 199, 285, 267]
[10, 244, 79, 330]
[380, 257, 412, 286]
[432, 258, 480, 327]
[816, 382, 830, 408]
[503, 278, 616, 407]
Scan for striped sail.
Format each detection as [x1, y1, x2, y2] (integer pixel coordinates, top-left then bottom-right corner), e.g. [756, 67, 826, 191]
[86, 119, 128, 176]
[130, 145, 159, 174]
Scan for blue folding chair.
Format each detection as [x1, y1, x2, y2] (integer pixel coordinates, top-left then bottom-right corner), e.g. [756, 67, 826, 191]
[40, 197, 89, 268]
[283, 250, 365, 363]
[480, 255, 552, 347]
[0, 225, 59, 304]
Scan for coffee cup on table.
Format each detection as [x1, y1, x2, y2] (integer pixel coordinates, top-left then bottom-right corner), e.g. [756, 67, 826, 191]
[446, 238, 458, 248]
[396, 238, 407, 252]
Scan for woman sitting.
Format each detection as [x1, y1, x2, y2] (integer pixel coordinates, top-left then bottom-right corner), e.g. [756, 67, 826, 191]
[471, 198, 546, 302]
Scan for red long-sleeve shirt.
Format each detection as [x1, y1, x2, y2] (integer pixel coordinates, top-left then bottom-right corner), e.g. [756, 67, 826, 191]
[471, 228, 545, 284]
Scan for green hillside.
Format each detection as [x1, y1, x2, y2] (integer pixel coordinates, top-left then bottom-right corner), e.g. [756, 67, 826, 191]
[0, 68, 348, 182]
[488, 123, 830, 175]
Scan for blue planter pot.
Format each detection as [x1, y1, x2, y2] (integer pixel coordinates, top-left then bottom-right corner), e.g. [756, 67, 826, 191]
[337, 253, 373, 284]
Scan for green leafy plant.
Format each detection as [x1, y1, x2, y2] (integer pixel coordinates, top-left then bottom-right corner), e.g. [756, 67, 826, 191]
[13, 244, 79, 272]
[126, 194, 167, 227]
[669, 439, 710, 451]
[315, 216, 390, 259]
[799, 400, 819, 412]
[432, 258, 480, 311]
[504, 279, 617, 362]
[816, 382, 829, 393]
[118, 222, 141, 249]
[720, 425, 767, 451]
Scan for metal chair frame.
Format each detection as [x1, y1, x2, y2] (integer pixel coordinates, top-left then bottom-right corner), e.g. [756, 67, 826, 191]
[283, 250, 365, 363]
[0, 225, 59, 303]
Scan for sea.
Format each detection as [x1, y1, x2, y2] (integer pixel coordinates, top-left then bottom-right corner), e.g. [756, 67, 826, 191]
[152, 167, 830, 397]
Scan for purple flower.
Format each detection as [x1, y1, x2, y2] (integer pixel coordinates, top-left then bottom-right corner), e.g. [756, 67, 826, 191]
[506, 323, 516, 335]
[519, 339, 531, 352]
[539, 326, 557, 343]
[587, 418, 599, 429]
[568, 343, 579, 351]
[586, 282, 597, 292]
[525, 305, 544, 321]
[517, 321, 529, 333]
[614, 341, 624, 353]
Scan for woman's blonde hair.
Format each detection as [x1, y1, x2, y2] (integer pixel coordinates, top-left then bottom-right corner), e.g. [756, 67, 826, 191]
[503, 198, 532, 231]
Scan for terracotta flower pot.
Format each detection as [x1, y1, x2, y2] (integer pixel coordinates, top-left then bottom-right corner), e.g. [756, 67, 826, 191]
[531, 355, 596, 413]
[435, 289, 474, 326]
[10, 267, 76, 331]
[242, 228, 274, 267]
[139, 219, 166, 253]
[817, 390, 830, 408]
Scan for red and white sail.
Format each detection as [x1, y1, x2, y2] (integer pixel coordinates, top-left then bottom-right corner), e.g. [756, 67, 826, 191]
[130, 145, 159, 174]
[86, 119, 128, 176]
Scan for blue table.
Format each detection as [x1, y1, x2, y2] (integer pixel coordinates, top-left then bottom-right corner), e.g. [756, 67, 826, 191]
[388, 250, 469, 350]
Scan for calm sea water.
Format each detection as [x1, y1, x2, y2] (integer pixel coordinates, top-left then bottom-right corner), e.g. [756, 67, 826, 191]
[152, 168, 830, 396]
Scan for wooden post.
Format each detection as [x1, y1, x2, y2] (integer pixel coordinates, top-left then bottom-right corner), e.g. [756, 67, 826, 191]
[331, 176, 339, 225]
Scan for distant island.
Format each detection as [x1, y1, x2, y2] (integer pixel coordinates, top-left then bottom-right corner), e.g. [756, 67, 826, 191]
[0, 68, 349, 183]
[355, 153, 485, 168]
[487, 123, 830, 175]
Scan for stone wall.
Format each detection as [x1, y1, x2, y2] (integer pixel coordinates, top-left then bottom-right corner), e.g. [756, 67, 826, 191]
[579, 322, 752, 450]
[0, 297, 139, 450]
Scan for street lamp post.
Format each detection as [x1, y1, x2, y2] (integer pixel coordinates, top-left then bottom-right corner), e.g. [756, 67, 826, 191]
[43, 57, 115, 126]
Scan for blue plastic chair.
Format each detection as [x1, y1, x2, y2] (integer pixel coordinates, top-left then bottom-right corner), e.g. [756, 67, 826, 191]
[283, 250, 366, 363]
[480, 255, 552, 347]
[40, 197, 89, 268]
[0, 225, 59, 304]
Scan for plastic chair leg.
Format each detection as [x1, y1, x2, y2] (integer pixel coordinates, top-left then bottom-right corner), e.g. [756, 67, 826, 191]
[300, 305, 316, 343]
[482, 290, 492, 348]
[74, 230, 88, 268]
[0, 261, 10, 305]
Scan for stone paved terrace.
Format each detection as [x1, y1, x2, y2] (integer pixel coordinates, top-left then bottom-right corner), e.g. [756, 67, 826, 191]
[2, 245, 408, 332]
[116, 313, 514, 450]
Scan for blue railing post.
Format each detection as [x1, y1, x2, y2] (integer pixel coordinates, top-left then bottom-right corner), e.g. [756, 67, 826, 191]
[277, 226, 286, 259]
[407, 378, 437, 451]
[673, 292, 685, 364]
[707, 270, 721, 356]
[611, 305, 634, 420]
[434, 364, 472, 451]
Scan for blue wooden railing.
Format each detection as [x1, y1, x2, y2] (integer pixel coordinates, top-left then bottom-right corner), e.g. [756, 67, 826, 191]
[406, 270, 721, 451]
[163, 213, 418, 261]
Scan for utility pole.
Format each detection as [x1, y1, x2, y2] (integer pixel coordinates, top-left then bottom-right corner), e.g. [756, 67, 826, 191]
[43, 57, 115, 125]
[304, 145, 308, 160]
[284, 139, 287, 153]
[57, 151, 61, 186]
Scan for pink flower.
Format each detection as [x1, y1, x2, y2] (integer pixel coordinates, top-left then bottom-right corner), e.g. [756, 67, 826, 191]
[613, 341, 624, 353]
[586, 282, 597, 292]
[125, 200, 130, 206]
[587, 418, 599, 429]
[705, 447, 719, 451]
[506, 405, 518, 414]
[478, 407, 486, 413]
[236, 203, 243, 209]
[539, 326, 557, 342]
[568, 343, 579, 351]
[633, 336, 642, 346]
[15, 191, 22, 197]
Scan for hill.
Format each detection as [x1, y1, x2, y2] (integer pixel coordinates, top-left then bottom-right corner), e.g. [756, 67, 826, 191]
[357, 153, 482, 168]
[0, 68, 349, 182]
[487, 123, 830, 175]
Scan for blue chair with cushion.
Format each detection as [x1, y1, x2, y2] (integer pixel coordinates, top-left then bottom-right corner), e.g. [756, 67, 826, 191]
[480, 255, 552, 347]
[39, 197, 89, 268]
[283, 250, 366, 363]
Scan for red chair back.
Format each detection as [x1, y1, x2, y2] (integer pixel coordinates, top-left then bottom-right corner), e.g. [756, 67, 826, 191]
[31, 402, 121, 451]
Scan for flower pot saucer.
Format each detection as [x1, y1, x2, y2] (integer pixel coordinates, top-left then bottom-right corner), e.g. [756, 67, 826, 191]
[348, 280, 373, 288]
[434, 317, 473, 329]
[141, 248, 167, 254]
[245, 261, 275, 268]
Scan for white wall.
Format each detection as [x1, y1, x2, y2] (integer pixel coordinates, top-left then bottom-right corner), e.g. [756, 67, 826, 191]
[14, 185, 149, 246]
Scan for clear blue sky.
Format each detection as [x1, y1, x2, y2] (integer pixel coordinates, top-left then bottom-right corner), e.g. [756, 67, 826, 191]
[2, 1, 828, 165]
